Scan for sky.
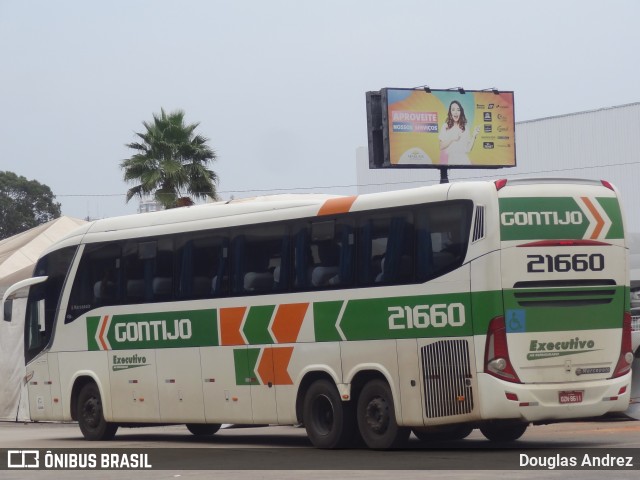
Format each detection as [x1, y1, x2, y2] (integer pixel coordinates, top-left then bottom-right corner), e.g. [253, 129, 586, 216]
[1, 0, 639, 220]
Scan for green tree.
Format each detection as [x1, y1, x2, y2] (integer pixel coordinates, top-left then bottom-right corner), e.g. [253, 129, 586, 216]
[121, 108, 219, 209]
[0, 171, 62, 240]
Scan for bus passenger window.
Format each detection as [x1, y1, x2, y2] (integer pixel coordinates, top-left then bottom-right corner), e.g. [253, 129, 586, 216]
[66, 243, 122, 323]
[152, 239, 174, 302]
[311, 241, 340, 287]
[307, 220, 354, 289]
[415, 200, 473, 282]
[232, 224, 287, 295]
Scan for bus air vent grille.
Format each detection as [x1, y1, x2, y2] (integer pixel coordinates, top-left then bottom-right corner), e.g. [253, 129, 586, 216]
[472, 206, 485, 243]
[513, 288, 616, 308]
[421, 339, 474, 418]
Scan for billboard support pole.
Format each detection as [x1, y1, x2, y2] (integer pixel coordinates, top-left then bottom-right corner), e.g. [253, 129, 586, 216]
[439, 167, 449, 184]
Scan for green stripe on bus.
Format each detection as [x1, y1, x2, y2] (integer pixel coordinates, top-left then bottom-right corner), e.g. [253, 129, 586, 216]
[313, 301, 344, 342]
[502, 286, 625, 332]
[499, 197, 588, 241]
[86, 316, 100, 351]
[234, 348, 261, 385]
[314, 294, 474, 341]
[86, 309, 218, 350]
[471, 290, 504, 335]
[243, 305, 275, 345]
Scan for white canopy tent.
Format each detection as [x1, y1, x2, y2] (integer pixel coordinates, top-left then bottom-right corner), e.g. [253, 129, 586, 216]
[0, 216, 86, 421]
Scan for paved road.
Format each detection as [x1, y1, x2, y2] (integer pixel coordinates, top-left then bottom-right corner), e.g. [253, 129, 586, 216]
[1, 419, 640, 479]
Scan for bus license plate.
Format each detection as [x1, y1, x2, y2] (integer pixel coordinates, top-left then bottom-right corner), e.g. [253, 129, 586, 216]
[559, 390, 583, 404]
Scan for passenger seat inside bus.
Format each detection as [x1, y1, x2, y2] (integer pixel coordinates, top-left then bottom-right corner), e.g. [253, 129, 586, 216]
[375, 255, 413, 283]
[311, 242, 340, 287]
[243, 249, 273, 292]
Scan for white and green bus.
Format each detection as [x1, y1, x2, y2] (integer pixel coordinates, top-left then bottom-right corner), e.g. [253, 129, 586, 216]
[2, 178, 633, 448]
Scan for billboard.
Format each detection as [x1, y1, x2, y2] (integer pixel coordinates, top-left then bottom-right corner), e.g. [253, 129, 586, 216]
[366, 88, 516, 169]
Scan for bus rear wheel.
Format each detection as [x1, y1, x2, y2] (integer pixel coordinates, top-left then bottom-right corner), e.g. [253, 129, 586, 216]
[77, 382, 118, 441]
[302, 379, 355, 448]
[479, 421, 528, 442]
[357, 379, 409, 449]
[186, 424, 221, 436]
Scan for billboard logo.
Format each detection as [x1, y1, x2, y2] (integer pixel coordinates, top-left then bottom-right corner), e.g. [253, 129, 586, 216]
[483, 142, 495, 149]
[483, 112, 492, 122]
[8, 450, 39, 468]
[484, 124, 492, 133]
[398, 148, 432, 164]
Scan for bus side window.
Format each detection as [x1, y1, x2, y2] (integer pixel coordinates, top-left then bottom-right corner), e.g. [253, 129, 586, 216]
[26, 246, 76, 359]
[123, 242, 146, 303]
[152, 238, 174, 302]
[177, 234, 228, 300]
[293, 225, 313, 290]
[380, 216, 414, 284]
[415, 212, 434, 282]
[66, 243, 121, 323]
[232, 224, 286, 295]
[308, 219, 354, 289]
[416, 201, 472, 280]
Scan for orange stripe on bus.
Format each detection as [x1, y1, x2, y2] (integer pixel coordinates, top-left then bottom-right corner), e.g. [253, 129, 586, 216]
[256, 347, 274, 385]
[317, 196, 357, 216]
[271, 303, 308, 343]
[256, 347, 294, 386]
[581, 197, 605, 239]
[272, 347, 294, 385]
[219, 307, 246, 346]
[99, 315, 109, 350]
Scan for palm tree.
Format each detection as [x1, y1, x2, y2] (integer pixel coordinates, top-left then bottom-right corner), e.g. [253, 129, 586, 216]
[121, 108, 219, 209]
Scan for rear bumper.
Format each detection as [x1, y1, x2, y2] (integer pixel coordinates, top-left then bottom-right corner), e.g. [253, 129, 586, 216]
[477, 372, 631, 422]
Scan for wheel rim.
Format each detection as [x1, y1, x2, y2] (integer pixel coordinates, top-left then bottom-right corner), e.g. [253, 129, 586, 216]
[311, 394, 334, 436]
[82, 395, 101, 430]
[364, 395, 390, 434]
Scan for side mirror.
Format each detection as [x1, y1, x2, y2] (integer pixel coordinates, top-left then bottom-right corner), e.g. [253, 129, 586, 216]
[3, 298, 12, 322]
[2, 276, 48, 323]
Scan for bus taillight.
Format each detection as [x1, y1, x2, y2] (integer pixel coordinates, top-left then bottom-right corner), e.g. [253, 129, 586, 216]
[484, 316, 521, 383]
[601, 180, 614, 191]
[612, 312, 634, 378]
[494, 179, 508, 191]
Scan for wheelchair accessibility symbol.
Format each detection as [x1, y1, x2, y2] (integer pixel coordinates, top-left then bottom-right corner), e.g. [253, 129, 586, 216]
[506, 309, 526, 333]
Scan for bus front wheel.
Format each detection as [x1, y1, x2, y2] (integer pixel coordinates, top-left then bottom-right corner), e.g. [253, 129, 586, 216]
[302, 379, 356, 448]
[479, 421, 528, 442]
[77, 382, 118, 441]
[357, 379, 409, 449]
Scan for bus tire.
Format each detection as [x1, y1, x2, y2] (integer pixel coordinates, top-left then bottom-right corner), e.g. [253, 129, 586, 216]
[186, 424, 221, 436]
[479, 421, 528, 442]
[413, 424, 474, 442]
[302, 379, 355, 449]
[357, 379, 409, 449]
[77, 382, 118, 441]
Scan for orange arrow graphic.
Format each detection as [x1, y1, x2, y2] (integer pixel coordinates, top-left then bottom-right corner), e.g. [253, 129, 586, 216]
[219, 307, 246, 346]
[272, 347, 294, 385]
[256, 347, 294, 385]
[98, 315, 109, 350]
[581, 197, 605, 239]
[271, 303, 308, 343]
